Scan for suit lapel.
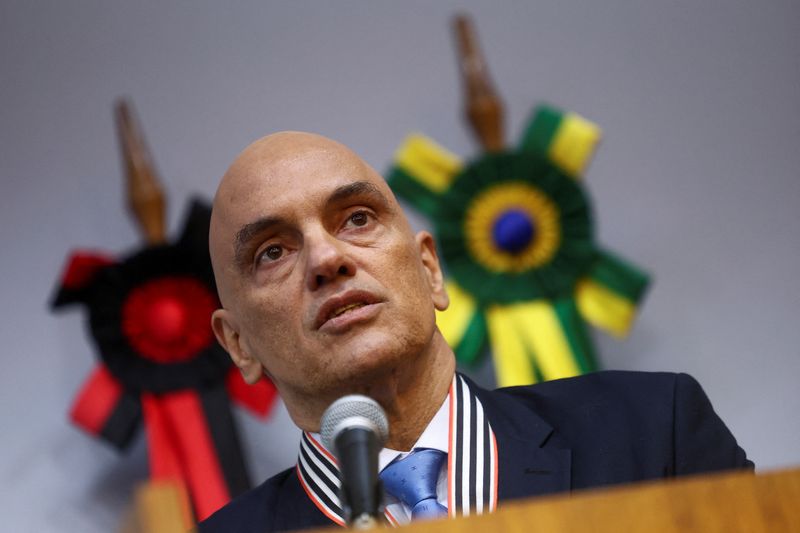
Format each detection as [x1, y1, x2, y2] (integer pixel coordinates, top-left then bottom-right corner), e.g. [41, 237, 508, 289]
[471, 380, 572, 502]
[273, 470, 336, 532]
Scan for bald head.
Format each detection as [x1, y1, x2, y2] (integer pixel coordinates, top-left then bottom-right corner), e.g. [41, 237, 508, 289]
[215, 132, 352, 202]
[210, 131, 407, 305]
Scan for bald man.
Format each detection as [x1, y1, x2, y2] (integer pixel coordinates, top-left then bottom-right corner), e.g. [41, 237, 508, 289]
[200, 132, 751, 532]
[209, 131, 454, 449]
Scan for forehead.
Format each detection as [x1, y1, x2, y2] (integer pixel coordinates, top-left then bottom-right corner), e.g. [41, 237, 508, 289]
[221, 138, 383, 217]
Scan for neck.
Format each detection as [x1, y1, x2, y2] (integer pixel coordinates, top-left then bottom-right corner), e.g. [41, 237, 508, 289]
[369, 336, 455, 450]
[285, 331, 456, 451]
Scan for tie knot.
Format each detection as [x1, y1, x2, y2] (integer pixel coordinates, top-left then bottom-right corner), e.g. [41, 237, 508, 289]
[380, 448, 448, 520]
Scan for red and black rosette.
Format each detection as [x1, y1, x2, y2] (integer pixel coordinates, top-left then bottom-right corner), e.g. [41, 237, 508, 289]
[51, 199, 277, 520]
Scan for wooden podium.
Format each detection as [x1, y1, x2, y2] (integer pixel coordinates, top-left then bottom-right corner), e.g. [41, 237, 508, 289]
[307, 468, 800, 533]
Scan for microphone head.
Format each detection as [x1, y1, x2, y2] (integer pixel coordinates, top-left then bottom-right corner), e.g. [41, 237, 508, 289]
[320, 394, 389, 451]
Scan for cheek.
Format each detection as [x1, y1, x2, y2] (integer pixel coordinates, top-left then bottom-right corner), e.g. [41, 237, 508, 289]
[382, 241, 436, 308]
[239, 291, 301, 351]
[238, 299, 310, 384]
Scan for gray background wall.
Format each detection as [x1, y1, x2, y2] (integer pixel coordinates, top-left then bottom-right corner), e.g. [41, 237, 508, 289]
[1, 1, 798, 531]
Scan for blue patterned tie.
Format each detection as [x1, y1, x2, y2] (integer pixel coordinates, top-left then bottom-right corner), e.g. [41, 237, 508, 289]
[380, 448, 448, 520]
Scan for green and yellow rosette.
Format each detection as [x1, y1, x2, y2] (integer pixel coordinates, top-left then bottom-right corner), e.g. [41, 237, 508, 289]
[388, 104, 650, 387]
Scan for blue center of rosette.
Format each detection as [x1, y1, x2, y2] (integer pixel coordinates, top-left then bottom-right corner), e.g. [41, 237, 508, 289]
[492, 210, 536, 253]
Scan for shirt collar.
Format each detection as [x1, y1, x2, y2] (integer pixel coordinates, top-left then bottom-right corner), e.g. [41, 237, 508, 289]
[377, 393, 450, 471]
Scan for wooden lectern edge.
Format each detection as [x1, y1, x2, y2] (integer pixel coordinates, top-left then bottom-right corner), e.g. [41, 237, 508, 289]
[303, 467, 800, 533]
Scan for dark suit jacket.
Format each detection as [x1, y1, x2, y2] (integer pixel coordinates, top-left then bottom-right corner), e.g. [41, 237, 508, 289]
[199, 371, 752, 532]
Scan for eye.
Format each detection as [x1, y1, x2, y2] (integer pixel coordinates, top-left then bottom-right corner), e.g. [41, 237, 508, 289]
[348, 211, 370, 227]
[258, 244, 283, 262]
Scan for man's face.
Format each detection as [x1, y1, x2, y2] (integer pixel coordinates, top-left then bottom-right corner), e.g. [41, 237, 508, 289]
[210, 133, 448, 406]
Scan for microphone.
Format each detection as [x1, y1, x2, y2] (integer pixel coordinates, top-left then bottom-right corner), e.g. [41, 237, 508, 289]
[320, 395, 389, 529]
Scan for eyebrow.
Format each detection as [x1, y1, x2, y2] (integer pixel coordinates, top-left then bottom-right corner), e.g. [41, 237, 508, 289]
[325, 180, 390, 211]
[232, 180, 391, 269]
[234, 215, 287, 269]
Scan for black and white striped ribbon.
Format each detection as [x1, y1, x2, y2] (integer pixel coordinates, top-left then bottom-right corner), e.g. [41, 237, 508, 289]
[296, 432, 346, 525]
[448, 373, 498, 517]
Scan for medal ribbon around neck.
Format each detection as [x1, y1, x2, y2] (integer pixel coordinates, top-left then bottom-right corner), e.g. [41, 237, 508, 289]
[295, 373, 498, 526]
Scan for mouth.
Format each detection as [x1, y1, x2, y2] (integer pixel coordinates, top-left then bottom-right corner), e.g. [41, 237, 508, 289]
[329, 302, 366, 318]
[315, 290, 383, 331]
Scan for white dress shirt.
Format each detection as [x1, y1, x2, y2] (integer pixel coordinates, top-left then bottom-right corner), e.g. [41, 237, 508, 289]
[378, 394, 450, 524]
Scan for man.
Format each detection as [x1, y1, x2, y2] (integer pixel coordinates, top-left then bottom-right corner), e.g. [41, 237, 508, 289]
[201, 131, 751, 532]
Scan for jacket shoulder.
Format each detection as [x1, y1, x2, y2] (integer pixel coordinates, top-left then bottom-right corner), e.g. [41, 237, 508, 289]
[198, 468, 294, 533]
[496, 370, 680, 416]
[492, 370, 751, 476]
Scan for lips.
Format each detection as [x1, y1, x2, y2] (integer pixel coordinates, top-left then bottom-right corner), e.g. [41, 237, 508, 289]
[315, 290, 383, 330]
[330, 302, 364, 318]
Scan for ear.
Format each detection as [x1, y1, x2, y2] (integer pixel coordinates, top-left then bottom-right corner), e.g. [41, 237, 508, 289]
[211, 308, 264, 385]
[416, 231, 449, 311]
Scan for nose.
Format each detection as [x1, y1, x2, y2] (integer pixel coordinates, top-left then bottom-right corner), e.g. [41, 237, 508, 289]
[305, 229, 357, 290]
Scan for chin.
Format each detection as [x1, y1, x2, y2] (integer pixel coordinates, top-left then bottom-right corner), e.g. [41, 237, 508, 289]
[342, 348, 401, 380]
[342, 335, 428, 382]
[311, 315, 433, 380]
